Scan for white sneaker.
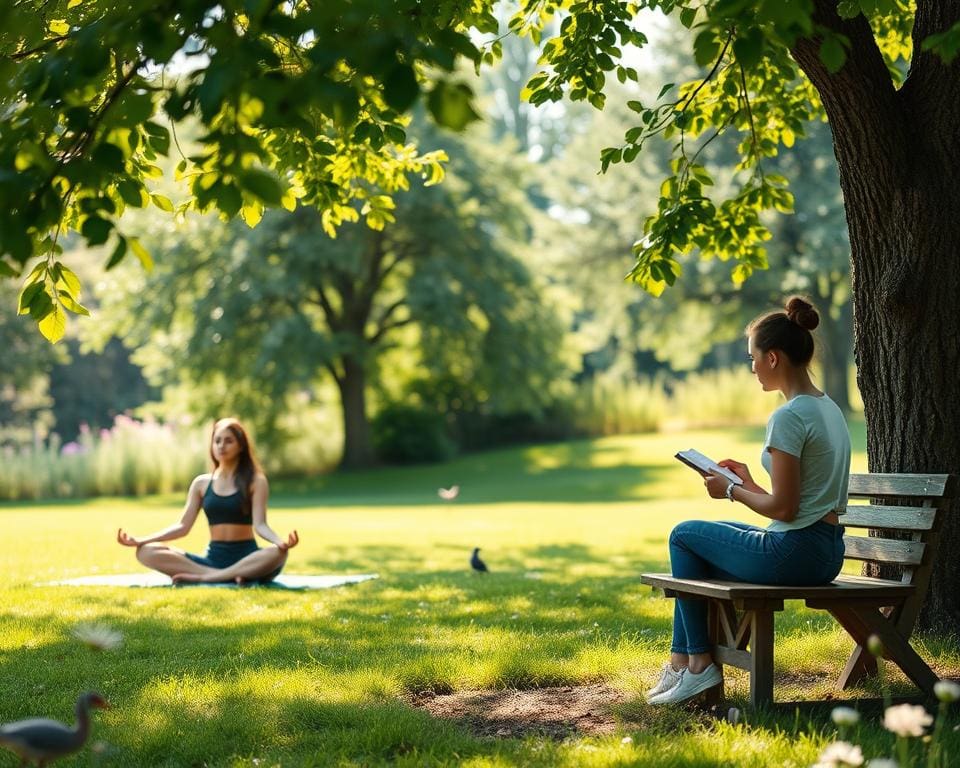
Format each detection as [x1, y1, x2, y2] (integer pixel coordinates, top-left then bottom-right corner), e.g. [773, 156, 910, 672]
[646, 663, 683, 701]
[648, 664, 722, 705]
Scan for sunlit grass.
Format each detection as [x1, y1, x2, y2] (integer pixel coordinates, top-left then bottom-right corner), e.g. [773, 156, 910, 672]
[1, 422, 957, 767]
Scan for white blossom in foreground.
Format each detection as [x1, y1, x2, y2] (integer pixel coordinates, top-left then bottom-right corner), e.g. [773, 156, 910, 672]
[882, 703, 933, 738]
[934, 680, 960, 702]
[812, 740, 864, 767]
[865, 760, 899, 768]
[71, 622, 124, 651]
[831, 706, 861, 727]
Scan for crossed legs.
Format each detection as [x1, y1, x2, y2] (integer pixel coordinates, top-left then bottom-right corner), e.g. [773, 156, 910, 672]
[136, 543, 288, 584]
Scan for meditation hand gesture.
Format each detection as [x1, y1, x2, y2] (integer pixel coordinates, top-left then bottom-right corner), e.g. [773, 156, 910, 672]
[116, 529, 141, 548]
[278, 530, 299, 552]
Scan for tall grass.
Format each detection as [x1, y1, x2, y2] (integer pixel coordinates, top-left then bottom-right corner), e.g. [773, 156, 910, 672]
[0, 416, 208, 501]
[569, 366, 784, 435]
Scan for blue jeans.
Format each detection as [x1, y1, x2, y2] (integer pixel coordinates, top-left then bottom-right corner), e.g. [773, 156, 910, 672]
[668, 520, 845, 654]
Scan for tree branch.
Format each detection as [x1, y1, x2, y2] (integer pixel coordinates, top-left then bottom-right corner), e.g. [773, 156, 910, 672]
[9, 34, 68, 61]
[313, 283, 341, 332]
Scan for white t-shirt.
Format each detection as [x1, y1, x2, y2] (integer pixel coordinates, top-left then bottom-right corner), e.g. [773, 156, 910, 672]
[760, 394, 851, 532]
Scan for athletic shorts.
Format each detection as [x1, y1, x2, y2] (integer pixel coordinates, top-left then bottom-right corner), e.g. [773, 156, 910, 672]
[185, 539, 282, 583]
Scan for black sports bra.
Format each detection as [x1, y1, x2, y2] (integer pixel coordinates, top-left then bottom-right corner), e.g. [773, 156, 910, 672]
[202, 480, 249, 525]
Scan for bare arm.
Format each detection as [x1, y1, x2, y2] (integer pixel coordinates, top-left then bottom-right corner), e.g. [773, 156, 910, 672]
[705, 449, 801, 523]
[250, 474, 299, 550]
[117, 475, 206, 547]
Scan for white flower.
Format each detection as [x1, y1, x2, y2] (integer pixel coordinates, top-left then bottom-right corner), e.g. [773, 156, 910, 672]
[831, 706, 861, 727]
[934, 680, 960, 703]
[621, 736, 633, 744]
[866, 760, 899, 768]
[815, 740, 864, 767]
[71, 622, 123, 651]
[882, 703, 933, 737]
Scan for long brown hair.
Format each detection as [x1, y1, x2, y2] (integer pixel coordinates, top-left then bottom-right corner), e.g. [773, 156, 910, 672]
[209, 418, 262, 516]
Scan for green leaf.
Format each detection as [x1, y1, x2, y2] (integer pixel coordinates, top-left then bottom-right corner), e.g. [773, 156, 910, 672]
[18, 281, 45, 315]
[216, 184, 243, 218]
[129, 238, 154, 270]
[54, 262, 82, 297]
[693, 30, 721, 68]
[239, 169, 284, 206]
[820, 36, 848, 73]
[382, 64, 420, 112]
[733, 28, 764, 70]
[116, 179, 146, 208]
[28, 288, 54, 320]
[151, 193, 175, 212]
[106, 237, 127, 270]
[81, 215, 112, 246]
[38, 303, 67, 343]
[679, 7, 697, 28]
[58, 290, 90, 316]
[427, 80, 481, 132]
[0, 259, 17, 277]
[240, 201, 264, 227]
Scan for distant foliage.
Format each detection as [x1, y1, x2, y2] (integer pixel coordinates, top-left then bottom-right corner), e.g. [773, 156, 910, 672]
[569, 376, 670, 436]
[372, 404, 455, 465]
[670, 368, 781, 429]
[0, 415, 206, 501]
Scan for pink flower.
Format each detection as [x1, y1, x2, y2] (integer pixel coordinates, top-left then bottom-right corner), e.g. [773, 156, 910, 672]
[61, 442, 84, 456]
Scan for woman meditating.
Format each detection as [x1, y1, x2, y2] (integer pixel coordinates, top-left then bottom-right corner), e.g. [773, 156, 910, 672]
[648, 296, 850, 705]
[117, 417, 298, 584]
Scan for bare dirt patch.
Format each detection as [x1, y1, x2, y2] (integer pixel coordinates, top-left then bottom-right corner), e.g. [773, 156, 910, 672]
[406, 683, 629, 739]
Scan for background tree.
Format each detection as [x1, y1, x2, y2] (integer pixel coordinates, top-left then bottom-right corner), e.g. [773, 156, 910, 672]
[92, 123, 568, 468]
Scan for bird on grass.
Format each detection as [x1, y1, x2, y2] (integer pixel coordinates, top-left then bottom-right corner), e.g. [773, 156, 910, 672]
[470, 547, 489, 573]
[0, 691, 109, 767]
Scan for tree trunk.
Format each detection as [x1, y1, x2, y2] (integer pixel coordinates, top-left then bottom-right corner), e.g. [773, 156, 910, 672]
[793, 1, 960, 632]
[336, 355, 375, 469]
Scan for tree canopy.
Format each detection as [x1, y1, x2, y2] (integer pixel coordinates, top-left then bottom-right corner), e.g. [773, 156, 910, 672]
[4, 0, 956, 340]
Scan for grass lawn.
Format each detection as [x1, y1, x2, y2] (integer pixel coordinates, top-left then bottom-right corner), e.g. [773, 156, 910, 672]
[2, 421, 959, 767]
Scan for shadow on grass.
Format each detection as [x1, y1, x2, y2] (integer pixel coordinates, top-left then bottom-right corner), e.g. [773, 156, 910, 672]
[2, 534, 956, 767]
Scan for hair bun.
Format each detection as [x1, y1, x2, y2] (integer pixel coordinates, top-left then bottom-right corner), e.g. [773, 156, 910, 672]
[785, 296, 819, 331]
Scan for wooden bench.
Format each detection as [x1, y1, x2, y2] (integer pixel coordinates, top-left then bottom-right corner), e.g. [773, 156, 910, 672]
[640, 473, 956, 707]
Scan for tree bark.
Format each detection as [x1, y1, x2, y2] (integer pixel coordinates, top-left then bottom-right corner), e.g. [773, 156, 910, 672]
[793, 0, 960, 632]
[336, 354, 375, 469]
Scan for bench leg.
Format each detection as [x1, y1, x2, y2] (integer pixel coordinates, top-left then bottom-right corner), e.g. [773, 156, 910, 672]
[749, 609, 775, 707]
[706, 601, 727, 708]
[828, 607, 879, 689]
[850, 605, 939, 695]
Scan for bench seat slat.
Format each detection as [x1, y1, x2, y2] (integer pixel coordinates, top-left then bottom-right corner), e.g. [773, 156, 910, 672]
[842, 535, 925, 565]
[847, 473, 953, 499]
[840, 505, 937, 531]
[639, 573, 913, 602]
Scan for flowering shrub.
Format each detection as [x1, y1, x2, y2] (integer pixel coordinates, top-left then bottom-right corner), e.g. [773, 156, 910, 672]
[0, 416, 208, 500]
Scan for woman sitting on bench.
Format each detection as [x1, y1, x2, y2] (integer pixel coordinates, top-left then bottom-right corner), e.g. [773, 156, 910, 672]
[117, 417, 298, 584]
[648, 296, 851, 705]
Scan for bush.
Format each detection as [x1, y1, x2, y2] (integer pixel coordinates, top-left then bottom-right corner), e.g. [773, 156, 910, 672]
[371, 404, 455, 464]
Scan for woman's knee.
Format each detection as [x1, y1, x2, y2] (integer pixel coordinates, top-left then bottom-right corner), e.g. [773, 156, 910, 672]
[669, 520, 701, 547]
[136, 543, 165, 566]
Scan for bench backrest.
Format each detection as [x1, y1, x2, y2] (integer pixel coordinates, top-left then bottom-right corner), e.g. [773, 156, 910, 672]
[841, 474, 956, 593]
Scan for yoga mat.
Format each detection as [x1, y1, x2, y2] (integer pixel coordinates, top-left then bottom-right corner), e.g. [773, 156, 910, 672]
[41, 573, 379, 589]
